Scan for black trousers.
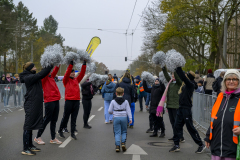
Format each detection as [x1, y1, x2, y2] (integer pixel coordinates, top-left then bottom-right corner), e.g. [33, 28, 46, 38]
[37, 101, 59, 140]
[59, 100, 80, 134]
[149, 113, 154, 130]
[82, 99, 92, 126]
[168, 108, 184, 139]
[23, 130, 33, 150]
[150, 113, 165, 133]
[173, 108, 202, 146]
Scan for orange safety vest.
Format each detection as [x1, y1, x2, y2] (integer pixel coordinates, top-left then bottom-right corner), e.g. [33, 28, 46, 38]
[209, 92, 240, 144]
[112, 79, 114, 82]
[136, 81, 144, 92]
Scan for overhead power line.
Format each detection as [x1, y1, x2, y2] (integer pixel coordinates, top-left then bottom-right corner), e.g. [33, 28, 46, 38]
[126, 0, 138, 33]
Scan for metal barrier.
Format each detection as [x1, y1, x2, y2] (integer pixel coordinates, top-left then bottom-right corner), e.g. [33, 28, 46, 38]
[192, 92, 217, 134]
[0, 82, 65, 114]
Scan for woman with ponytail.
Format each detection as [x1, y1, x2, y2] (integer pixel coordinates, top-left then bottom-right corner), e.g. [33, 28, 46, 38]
[101, 77, 116, 123]
[19, 62, 53, 156]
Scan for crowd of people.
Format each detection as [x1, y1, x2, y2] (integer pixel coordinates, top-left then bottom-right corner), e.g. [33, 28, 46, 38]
[2, 58, 240, 159]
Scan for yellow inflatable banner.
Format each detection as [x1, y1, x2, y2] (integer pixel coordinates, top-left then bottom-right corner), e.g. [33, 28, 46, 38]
[86, 37, 101, 57]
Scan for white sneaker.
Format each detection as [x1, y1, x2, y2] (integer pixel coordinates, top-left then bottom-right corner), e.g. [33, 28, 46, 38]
[50, 138, 62, 144]
[34, 137, 45, 145]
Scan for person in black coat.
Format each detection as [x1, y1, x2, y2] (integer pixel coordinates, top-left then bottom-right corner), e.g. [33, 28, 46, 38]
[19, 62, 53, 156]
[170, 67, 205, 153]
[143, 78, 166, 137]
[81, 79, 96, 129]
[212, 71, 225, 95]
[113, 72, 134, 106]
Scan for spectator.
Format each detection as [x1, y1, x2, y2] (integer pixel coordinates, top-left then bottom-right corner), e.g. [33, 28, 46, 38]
[212, 71, 225, 96]
[195, 80, 204, 93]
[134, 76, 147, 112]
[13, 74, 22, 107]
[205, 69, 240, 159]
[194, 71, 203, 83]
[204, 69, 215, 95]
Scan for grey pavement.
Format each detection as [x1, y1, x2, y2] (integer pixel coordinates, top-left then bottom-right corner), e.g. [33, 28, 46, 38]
[0, 95, 211, 160]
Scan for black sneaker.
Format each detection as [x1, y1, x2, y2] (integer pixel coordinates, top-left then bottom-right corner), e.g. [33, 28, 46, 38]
[159, 133, 165, 138]
[71, 134, 77, 140]
[195, 145, 206, 154]
[116, 146, 120, 152]
[83, 125, 92, 129]
[129, 126, 133, 129]
[180, 138, 185, 143]
[168, 137, 174, 141]
[169, 145, 180, 152]
[21, 149, 36, 156]
[63, 128, 69, 133]
[121, 143, 126, 152]
[149, 132, 158, 137]
[146, 128, 153, 133]
[29, 146, 41, 152]
[58, 131, 65, 138]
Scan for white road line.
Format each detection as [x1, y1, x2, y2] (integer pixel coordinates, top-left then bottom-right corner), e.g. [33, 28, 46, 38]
[88, 115, 95, 122]
[132, 155, 140, 160]
[59, 133, 78, 148]
[98, 107, 103, 111]
[18, 108, 24, 111]
[0, 137, 1, 138]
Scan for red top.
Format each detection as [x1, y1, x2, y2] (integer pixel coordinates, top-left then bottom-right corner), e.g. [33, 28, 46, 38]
[42, 66, 61, 103]
[63, 64, 86, 100]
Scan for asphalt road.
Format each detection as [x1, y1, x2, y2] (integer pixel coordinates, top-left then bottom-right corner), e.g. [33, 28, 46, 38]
[0, 95, 211, 160]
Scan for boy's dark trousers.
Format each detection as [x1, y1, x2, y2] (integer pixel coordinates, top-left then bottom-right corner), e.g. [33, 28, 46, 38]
[59, 100, 80, 134]
[82, 99, 92, 126]
[37, 100, 59, 140]
[150, 113, 165, 133]
[173, 108, 202, 146]
[23, 130, 33, 150]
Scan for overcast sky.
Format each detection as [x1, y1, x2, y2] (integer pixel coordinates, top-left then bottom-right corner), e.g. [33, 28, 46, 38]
[13, 0, 151, 70]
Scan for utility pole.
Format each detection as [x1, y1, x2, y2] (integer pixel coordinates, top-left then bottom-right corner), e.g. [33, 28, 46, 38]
[31, 40, 33, 62]
[15, 36, 18, 73]
[222, 12, 228, 69]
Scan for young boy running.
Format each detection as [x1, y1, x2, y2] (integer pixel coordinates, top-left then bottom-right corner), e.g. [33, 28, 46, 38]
[108, 87, 132, 152]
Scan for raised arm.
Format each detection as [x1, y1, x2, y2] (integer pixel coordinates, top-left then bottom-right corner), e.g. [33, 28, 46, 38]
[63, 63, 73, 86]
[162, 67, 171, 82]
[142, 80, 152, 93]
[174, 71, 182, 86]
[51, 66, 60, 78]
[77, 62, 87, 83]
[175, 67, 194, 87]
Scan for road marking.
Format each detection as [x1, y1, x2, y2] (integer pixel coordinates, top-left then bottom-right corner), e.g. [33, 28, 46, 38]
[98, 107, 103, 111]
[124, 144, 148, 160]
[88, 115, 95, 122]
[132, 155, 140, 160]
[0, 137, 1, 138]
[59, 133, 78, 148]
[18, 108, 24, 111]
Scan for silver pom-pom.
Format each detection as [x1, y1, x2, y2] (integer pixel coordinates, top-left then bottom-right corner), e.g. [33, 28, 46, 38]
[141, 71, 155, 86]
[159, 71, 170, 86]
[152, 51, 166, 68]
[75, 62, 96, 73]
[89, 73, 108, 86]
[77, 50, 91, 63]
[63, 52, 78, 65]
[40, 44, 64, 68]
[165, 49, 186, 72]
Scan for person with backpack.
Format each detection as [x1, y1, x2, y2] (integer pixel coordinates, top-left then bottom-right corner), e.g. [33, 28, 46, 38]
[81, 79, 96, 129]
[212, 71, 225, 96]
[101, 77, 116, 124]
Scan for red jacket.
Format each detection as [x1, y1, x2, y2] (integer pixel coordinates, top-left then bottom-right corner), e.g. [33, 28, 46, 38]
[42, 66, 61, 103]
[63, 64, 86, 100]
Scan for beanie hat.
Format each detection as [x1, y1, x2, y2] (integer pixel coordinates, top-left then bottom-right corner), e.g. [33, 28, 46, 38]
[187, 71, 195, 81]
[208, 69, 213, 74]
[155, 78, 160, 82]
[71, 69, 75, 73]
[23, 62, 34, 71]
[135, 75, 141, 81]
[195, 71, 199, 74]
[198, 80, 203, 85]
[221, 69, 240, 92]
